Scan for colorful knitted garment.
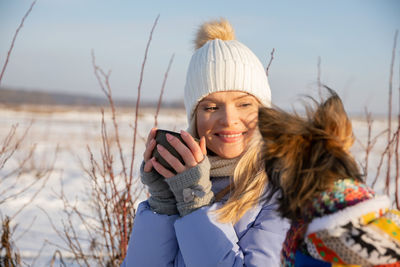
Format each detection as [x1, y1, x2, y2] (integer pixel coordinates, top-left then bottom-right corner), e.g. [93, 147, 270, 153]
[281, 178, 400, 266]
[304, 209, 400, 265]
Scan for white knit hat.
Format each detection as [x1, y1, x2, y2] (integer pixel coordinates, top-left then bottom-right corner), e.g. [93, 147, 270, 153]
[184, 19, 271, 132]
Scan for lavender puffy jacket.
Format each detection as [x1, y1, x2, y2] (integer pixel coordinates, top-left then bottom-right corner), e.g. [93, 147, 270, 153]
[121, 177, 289, 267]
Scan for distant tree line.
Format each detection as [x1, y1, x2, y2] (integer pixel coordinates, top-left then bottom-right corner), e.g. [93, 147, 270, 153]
[0, 87, 185, 108]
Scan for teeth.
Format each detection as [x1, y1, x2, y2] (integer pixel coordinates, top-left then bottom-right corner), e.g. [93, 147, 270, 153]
[220, 133, 242, 138]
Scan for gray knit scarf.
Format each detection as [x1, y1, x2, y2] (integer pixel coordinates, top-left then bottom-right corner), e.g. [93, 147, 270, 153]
[208, 155, 240, 178]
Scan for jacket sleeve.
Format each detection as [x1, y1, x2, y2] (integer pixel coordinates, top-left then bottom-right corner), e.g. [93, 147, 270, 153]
[173, 196, 289, 267]
[121, 201, 180, 267]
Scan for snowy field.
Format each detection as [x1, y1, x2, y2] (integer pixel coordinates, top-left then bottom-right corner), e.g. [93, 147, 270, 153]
[0, 105, 398, 266]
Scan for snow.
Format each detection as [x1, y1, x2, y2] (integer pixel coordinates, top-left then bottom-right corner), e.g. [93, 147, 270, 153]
[0, 106, 398, 266]
[1, 106, 187, 266]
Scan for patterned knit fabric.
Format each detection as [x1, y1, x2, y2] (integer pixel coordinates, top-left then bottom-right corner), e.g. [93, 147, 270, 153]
[282, 178, 376, 266]
[304, 209, 400, 265]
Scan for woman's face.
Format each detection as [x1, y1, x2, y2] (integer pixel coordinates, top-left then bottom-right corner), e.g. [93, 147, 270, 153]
[196, 91, 259, 159]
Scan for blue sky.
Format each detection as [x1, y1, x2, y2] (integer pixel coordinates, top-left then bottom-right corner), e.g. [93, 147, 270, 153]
[0, 0, 399, 115]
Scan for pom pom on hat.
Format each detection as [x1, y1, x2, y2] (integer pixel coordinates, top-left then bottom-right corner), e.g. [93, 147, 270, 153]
[194, 18, 236, 49]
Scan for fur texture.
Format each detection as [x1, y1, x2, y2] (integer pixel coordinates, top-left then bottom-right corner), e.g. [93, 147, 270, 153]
[258, 88, 363, 222]
[194, 18, 235, 50]
[258, 88, 400, 266]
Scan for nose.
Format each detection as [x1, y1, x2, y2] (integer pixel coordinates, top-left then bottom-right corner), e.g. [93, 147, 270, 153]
[219, 105, 240, 126]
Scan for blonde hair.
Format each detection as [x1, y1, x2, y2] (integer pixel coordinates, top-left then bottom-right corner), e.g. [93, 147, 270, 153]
[215, 132, 268, 223]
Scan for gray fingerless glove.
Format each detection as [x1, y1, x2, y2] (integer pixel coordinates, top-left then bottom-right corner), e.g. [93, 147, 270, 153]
[165, 157, 214, 216]
[140, 162, 178, 215]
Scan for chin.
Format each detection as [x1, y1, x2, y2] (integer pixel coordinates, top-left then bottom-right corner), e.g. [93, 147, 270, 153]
[208, 142, 245, 158]
[216, 149, 243, 159]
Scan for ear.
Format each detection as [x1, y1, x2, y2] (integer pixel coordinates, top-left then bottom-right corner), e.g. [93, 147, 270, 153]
[312, 90, 354, 151]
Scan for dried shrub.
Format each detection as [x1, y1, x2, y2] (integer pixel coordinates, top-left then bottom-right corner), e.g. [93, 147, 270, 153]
[45, 15, 174, 266]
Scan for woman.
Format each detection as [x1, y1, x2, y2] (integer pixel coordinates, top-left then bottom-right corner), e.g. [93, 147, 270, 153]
[121, 18, 289, 267]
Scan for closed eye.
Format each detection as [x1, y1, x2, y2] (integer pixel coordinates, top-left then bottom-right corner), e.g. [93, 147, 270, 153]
[239, 102, 253, 108]
[204, 106, 218, 111]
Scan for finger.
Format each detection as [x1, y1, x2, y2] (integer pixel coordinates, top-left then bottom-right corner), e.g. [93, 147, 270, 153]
[180, 130, 204, 163]
[145, 128, 157, 146]
[157, 144, 187, 173]
[143, 139, 156, 161]
[151, 157, 175, 178]
[200, 136, 207, 155]
[143, 158, 153, 172]
[166, 133, 198, 167]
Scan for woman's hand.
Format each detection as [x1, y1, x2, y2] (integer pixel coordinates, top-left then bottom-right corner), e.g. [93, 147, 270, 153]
[143, 127, 157, 173]
[151, 130, 207, 178]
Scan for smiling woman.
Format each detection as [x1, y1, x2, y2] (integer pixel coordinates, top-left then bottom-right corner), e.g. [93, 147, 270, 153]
[121, 18, 289, 267]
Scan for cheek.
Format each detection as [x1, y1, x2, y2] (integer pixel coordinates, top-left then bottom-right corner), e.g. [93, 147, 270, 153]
[196, 120, 205, 137]
[196, 112, 212, 137]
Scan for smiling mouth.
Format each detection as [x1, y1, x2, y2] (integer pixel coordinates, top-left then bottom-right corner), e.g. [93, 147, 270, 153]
[215, 132, 246, 143]
[218, 133, 243, 138]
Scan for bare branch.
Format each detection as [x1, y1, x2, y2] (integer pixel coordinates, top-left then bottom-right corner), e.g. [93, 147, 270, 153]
[372, 130, 399, 188]
[265, 48, 275, 77]
[155, 53, 175, 128]
[358, 108, 388, 178]
[0, 0, 37, 85]
[130, 14, 160, 180]
[50, 250, 67, 267]
[385, 29, 398, 195]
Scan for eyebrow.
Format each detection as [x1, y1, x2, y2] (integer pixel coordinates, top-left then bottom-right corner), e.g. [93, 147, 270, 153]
[233, 94, 255, 101]
[201, 94, 255, 103]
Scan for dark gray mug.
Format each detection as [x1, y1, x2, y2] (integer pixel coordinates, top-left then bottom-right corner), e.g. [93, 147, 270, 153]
[152, 129, 199, 174]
